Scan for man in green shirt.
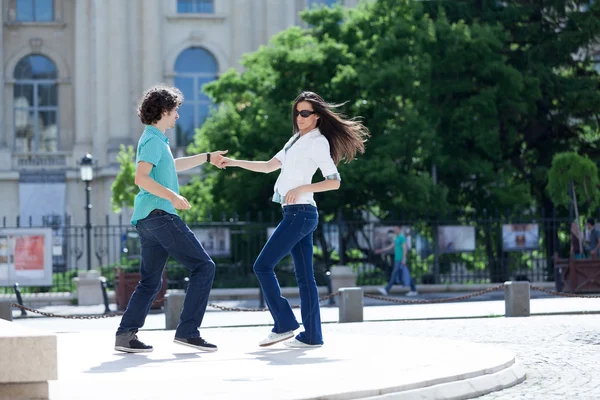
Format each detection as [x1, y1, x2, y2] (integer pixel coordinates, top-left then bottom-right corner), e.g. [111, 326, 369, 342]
[375, 226, 418, 296]
[114, 85, 227, 353]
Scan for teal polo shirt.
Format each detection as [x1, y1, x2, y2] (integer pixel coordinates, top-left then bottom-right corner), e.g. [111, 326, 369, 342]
[130, 125, 179, 225]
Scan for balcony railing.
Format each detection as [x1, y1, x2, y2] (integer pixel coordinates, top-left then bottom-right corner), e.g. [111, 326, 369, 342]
[12, 152, 71, 169]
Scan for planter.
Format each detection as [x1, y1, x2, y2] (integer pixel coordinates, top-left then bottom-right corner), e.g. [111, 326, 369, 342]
[114, 267, 168, 311]
[554, 253, 600, 293]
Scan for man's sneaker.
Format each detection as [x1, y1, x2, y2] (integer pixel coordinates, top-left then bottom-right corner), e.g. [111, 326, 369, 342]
[283, 338, 322, 349]
[377, 287, 389, 296]
[406, 291, 419, 297]
[114, 331, 153, 353]
[258, 331, 294, 347]
[174, 337, 218, 352]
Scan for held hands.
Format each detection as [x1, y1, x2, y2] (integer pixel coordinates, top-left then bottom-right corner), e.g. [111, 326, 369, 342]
[170, 193, 191, 210]
[219, 157, 238, 169]
[209, 150, 228, 169]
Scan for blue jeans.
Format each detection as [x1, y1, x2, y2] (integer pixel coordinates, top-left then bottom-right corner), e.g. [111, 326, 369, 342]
[385, 261, 416, 292]
[116, 211, 215, 339]
[254, 204, 322, 345]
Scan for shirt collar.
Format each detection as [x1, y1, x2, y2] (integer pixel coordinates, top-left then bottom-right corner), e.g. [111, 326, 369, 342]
[299, 127, 321, 138]
[145, 125, 169, 144]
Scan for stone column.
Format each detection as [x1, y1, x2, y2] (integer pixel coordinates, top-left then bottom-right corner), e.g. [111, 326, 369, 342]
[0, 4, 6, 148]
[73, 0, 93, 156]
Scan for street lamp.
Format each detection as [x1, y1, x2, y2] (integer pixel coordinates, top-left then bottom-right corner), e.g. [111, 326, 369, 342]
[79, 153, 94, 271]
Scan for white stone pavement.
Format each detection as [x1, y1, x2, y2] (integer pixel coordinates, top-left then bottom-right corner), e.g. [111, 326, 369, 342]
[47, 327, 524, 400]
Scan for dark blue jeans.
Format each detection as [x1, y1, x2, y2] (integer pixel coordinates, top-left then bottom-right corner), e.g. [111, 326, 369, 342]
[385, 261, 416, 292]
[116, 211, 215, 339]
[254, 204, 322, 345]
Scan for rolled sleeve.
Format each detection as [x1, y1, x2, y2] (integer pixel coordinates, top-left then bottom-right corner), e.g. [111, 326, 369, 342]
[137, 137, 163, 166]
[313, 136, 340, 180]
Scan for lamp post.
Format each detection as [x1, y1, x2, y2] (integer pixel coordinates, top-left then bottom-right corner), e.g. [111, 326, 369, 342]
[80, 153, 94, 271]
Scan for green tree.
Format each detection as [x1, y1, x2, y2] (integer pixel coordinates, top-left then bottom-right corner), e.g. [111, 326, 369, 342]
[547, 152, 600, 253]
[111, 145, 138, 213]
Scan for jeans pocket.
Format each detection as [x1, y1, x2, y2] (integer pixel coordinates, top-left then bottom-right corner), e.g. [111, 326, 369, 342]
[300, 217, 318, 236]
[141, 216, 175, 248]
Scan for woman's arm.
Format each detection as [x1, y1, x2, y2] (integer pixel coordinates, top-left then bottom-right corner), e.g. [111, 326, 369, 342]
[223, 157, 281, 174]
[284, 179, 340, 204]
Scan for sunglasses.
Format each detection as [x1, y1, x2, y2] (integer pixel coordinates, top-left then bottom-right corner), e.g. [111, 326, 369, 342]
[294, 109, 316, 118]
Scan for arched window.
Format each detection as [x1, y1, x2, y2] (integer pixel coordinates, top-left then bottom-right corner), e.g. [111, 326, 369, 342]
[174, 47, 218, 147]
[13, 54, 59, 153]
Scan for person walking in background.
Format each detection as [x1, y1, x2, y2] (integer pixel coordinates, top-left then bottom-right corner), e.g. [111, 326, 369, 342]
[114, 85, 227, 353]
[221, 91, 370, 348]
[376, 226, 418, 297]
[585, 217, 600, 259]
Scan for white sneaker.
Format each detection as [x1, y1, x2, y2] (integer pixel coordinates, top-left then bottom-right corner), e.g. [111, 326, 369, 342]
[406, 291, 418, 297]
[258, 331, 294, 347]
[377, 288, 389, 296]
[283, 339, 322, 349]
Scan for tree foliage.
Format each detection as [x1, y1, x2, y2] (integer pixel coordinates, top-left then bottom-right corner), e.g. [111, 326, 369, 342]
[547, 152, 600, 210]
[111, 145, 138, 213]
[182, 0, 600, 221]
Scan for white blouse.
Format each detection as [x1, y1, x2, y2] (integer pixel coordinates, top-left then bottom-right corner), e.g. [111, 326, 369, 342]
[273, 128, 341, 207]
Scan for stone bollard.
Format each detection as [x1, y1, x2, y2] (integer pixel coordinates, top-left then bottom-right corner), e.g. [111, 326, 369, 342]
[330, 266, 357, 294]
[0, 302, 12, 322]
[504, 281, 530, 317]
[164, 293, 186, 330]
[338, 287, 363, 323]
[73, 270, 105, 306]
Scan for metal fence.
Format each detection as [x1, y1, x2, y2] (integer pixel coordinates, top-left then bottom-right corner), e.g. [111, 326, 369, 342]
[0, 212, 573, 294]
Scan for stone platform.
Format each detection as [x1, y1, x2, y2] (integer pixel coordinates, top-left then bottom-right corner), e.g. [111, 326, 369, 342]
[48, 325, 525, 400]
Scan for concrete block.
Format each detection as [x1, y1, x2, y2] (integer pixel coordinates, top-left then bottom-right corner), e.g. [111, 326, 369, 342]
[73, 270, 104, 306]
[165, 293, 186, 330]
[0, 320, 57, 400]
[504, 281, 530, 317]
[0, 302, 12, 322]
[338, 287, 363, 323]
[330, 266, 357, 294]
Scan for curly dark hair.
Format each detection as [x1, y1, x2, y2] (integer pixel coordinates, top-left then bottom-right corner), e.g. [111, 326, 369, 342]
[137, 85, 183, 125]
[292, 91, 370, 164]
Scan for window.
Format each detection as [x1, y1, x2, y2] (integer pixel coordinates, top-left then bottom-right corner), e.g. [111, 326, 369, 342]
[177, 0, 214, 13]
[16, 0, 54, 22]
[308, 0, 339, 8]
[13, 55, 59, 153]
[174, 47, 218, 147]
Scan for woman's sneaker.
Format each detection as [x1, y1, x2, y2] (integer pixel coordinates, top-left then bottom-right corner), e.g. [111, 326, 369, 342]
[259, 331, 294, 347]
[173, 337, 218, 352]
[283, 339, 322, 349]
[114, 331, 153, 353]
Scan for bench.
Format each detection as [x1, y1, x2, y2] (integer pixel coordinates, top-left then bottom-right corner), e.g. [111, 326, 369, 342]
[0, 319, 57, 400]
[554, 253, 600, 293]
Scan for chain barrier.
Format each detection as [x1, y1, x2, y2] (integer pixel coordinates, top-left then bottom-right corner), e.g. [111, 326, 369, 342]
[206, 292, 341, 312]
[364, 284, 506, 304]
[530, 285, 600, 298]
[9, 284, 599, 318]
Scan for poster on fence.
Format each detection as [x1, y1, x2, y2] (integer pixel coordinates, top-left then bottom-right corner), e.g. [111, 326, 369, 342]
[0, 228, 53, 287]
[502, 224, 539, 251]
[373, 226, 412, 253]
[192, 227, 231, 257]
[437, 225, 476, 253]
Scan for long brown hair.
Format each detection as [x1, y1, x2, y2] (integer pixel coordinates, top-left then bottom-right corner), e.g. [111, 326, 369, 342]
[292, 91, 370, 164]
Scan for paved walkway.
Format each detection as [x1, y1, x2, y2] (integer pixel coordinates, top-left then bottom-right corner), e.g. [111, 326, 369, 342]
[7, 296, 600, 399]
[48, 327, 524, 400]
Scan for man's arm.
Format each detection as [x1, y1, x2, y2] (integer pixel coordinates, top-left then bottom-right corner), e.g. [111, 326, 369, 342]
[222, 157, 281, 173]
[402, 242, 408, 264]
[375, 242, 395, 254]
[174, 150, 228, 172]
[135, 161, 190, 209]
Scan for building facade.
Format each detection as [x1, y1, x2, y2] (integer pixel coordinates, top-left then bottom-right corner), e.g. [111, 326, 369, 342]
[0, 0, 358, 228]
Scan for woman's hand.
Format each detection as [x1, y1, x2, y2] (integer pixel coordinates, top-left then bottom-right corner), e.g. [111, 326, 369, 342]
[285, 186, 306, 204]
[220, 157, 238, 168]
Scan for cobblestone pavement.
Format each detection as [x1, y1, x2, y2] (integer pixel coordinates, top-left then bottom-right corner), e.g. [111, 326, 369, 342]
[333, 315, 599, 400]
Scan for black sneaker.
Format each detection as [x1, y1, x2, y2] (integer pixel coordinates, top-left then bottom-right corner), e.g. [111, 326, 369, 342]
[114, 331, 153, 353]
[174, 337, 218, 352]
